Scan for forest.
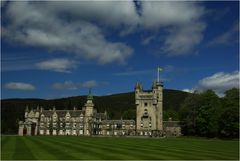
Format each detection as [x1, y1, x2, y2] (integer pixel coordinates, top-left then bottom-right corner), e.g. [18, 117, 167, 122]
[180, 88, 239, 138]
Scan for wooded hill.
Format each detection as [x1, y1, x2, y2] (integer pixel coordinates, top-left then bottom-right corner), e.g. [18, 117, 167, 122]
[1, 89, 190, 134]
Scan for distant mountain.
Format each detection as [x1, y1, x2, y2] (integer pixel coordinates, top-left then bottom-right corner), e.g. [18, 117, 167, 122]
[1, 89, 190, 134]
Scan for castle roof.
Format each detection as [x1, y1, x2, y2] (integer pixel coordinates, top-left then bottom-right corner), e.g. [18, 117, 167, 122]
[135, 82, 142, 90]
[41, 110, 84, 117]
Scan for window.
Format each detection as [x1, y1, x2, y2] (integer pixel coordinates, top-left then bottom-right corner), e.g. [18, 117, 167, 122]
[144, 109, 148, 115]
[144, 102, 148, 107]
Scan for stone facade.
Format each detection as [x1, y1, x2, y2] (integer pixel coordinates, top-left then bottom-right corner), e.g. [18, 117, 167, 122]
[18, 81, 181, 137]
[135, 81, 163, 136]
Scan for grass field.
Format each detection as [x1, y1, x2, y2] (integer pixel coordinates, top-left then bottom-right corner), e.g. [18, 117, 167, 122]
[1, 136, 239, 160]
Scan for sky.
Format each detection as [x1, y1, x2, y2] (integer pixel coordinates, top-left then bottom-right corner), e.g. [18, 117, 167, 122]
[1, 1, 239, 99]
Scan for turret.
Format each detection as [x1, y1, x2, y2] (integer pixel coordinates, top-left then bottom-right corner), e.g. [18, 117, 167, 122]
[135, 82, 142, 91]
[73, 106, 77, 111]
[85, 89, 94, 117]
[152, 80, 163, 104]
[36, 105, 39, 111]
[35, 105, 40, 118]
[84, 90, 95, 136]
[104, 109, 108, 120]
[135, 82, 142, 105]
[40, 107, 44, 113]
[25, 106, 29, 118]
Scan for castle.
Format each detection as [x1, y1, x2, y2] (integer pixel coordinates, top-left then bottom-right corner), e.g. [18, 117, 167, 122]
[18, 78, 181, 137]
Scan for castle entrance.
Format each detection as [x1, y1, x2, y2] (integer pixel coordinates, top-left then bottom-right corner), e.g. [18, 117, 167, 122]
[23, 127, 27, 136]
[31, 123, 36, 136]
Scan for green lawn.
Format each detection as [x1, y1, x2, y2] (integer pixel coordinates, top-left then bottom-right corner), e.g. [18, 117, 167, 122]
[1, 136, 239, 160]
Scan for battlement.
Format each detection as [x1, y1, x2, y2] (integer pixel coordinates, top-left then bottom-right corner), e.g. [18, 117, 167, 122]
[135, 80, 163, 133]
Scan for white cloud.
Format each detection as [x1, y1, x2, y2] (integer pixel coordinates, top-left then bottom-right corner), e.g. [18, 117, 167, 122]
[44, 1, 140, 29]
[4, 82, 36, 91]
[52, 81, 78, 90]
[141, 35, 155, 45]
[35, 58, 77, 73]
[207, 22, 239, 47]
[52, 80, 99, 90]
[141, 1, 206, 55]
[2, 1, 207, 61]
[3, 1, 133, 64]
[80, 80, 97, 88]
[196, 71, 239, 95]
[182, 88, 195, 93]
[162, 22, 206, 55]
[141, 1, 205, 29]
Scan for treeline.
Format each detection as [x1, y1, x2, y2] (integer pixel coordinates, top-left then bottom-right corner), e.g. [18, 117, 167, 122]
[179, 88, 239, 138]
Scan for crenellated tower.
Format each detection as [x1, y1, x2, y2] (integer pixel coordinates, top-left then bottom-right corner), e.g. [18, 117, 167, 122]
[135, 67, 163, 136]
[84, 89, 94, 135]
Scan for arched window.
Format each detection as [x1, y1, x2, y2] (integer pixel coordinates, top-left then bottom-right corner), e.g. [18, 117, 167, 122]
[144, 109, 148, 115]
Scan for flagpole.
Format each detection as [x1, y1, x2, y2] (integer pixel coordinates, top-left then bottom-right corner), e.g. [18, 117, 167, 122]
[157, 67, 159, 82]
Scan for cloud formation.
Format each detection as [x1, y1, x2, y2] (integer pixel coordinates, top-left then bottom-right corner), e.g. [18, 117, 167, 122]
[2, 1, 207, 61]
[2, 1, 133, 64]
[207, 22, 239, 47]
[52, 81, 78, 90]
[196, 71, 239, 96]
[182, 71, 239, 96]
[182, 88, 195, 93]
[4, 82, 36, 91]
[80, 80, 97, 88]
[52, 80, 99, 90]
[140, 1, 206, 55]
[162, 22, 206, 55]
[35, 58, 77, 73]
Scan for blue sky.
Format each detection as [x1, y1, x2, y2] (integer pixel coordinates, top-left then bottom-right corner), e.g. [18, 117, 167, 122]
[1, 1, 239, 99]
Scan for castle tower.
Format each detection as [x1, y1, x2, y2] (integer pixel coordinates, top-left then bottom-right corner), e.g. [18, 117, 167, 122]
[135, 68, 163, 136]
[84, 89, 94, 136]
[152, 80, 163, 131]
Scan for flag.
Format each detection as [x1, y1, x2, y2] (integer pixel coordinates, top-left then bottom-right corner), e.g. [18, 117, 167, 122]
[157, 67, 163, 72]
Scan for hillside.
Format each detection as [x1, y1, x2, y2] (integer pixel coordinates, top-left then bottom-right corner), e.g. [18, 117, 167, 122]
[1, 89, 190, 134]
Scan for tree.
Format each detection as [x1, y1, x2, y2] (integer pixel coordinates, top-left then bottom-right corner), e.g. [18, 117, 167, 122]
[218, 88, 239, 138]
[122, 109, 136, 120]
[179, 93, 201, 135]
[163, 109, 179, 121]
[180, 90, 222, 137]
[195, 90, 222, 137]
